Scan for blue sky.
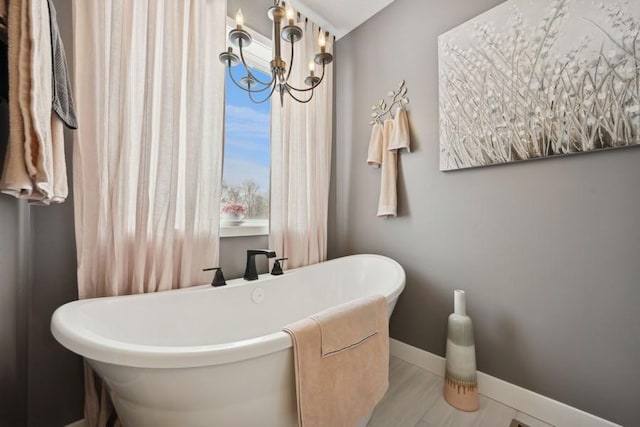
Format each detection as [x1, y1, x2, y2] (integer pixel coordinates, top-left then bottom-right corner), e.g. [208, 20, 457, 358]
[223, 68, 271, 193]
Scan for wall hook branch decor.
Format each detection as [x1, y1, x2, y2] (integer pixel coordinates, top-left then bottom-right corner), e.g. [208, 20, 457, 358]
[370, 80, 409, 125]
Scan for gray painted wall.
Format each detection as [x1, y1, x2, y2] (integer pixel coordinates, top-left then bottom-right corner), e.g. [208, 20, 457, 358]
[0, 98, 27, 427]
[220, 235, 270, 279]
[0, 4, 85, 426]
[27, 137, 84, 427]
[330, 0, 640, 426]
[23, 1, 85, 425]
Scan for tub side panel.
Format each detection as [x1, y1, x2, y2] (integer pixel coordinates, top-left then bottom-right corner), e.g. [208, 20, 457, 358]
[89, 349, 298, 427]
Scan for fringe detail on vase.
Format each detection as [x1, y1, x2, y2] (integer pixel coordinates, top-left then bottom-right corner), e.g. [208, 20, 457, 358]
[445, 373, 478, 395]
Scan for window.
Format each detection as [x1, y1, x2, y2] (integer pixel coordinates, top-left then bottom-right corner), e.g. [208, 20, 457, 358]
[220, 23, 272, 238]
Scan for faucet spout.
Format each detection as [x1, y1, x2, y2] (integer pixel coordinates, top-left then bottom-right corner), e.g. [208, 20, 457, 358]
[243, 249, 276, 281]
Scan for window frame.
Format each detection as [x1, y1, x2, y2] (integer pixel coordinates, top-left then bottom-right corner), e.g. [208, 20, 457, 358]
[220, 19, 272, 239]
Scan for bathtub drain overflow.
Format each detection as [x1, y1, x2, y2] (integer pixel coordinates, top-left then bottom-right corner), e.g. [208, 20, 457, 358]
[251, 287, 265, 304]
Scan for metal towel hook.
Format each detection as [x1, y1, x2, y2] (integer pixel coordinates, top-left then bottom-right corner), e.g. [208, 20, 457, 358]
[370, 80, 409, 125]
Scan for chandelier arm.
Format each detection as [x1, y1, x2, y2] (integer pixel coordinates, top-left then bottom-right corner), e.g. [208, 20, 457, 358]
[284, 39, 295, 83]
[238, 40, 275, 86]
[284, 64, 326, 93]
[284, 84, 314, 103]
[227, 66, 273, 94]
[248, 81, 279, 104]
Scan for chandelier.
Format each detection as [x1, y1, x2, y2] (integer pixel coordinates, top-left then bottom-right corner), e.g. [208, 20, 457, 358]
[218, 1, 333, 105]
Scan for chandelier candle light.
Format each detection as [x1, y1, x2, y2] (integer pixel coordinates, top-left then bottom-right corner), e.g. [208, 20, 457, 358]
[219, 1, 333, 105]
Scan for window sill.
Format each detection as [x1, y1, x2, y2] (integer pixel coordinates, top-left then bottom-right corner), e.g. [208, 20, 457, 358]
[220, 219, 269, 238]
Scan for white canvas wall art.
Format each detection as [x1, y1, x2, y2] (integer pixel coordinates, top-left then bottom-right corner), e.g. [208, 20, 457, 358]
[438, 0, 640, 171]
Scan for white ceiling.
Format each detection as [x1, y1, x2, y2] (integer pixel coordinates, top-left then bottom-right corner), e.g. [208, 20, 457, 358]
[290, 0, 395, 40]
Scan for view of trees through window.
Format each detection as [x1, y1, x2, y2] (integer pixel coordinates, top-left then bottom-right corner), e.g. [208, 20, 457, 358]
[221, 180, 268, 219]
[221, 67, 271, 220]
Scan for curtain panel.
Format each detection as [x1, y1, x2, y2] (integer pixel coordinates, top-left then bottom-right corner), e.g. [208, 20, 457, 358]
[270, 20, 334, 269]
[73, 1, 226, 425]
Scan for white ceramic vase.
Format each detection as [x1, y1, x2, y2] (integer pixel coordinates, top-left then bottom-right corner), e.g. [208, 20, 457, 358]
[443, 290, 479, 411]
[220, 212, 244, 225]
[221, 212, 241, 222]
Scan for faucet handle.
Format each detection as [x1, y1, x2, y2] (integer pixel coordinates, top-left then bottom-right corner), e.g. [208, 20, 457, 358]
[271, 258, 288, 276]
[203, 267, 227, 287]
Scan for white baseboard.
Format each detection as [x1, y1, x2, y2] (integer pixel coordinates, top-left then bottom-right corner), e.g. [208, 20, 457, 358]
[390, 339, 621, 427]
[66, 420, 85, 427]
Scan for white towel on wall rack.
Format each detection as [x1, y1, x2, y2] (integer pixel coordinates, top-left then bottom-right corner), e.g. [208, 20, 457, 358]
[388, 107, 410, 153]
[367, 108, 411, 219]
[375, 119, 398, 218]
[367, 123, 383, 168]
[367, 81, 411, 218]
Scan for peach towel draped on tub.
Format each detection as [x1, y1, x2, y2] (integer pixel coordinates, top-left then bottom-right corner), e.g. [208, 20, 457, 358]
[283, 295, 389, 427]
[367, 107, 411, 218]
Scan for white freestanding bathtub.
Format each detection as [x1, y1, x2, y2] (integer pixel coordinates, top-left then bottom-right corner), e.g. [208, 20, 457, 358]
[51, 254, 405, 427]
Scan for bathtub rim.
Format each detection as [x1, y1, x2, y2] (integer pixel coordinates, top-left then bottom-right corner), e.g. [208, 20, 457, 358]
[51, 254, 405, 369]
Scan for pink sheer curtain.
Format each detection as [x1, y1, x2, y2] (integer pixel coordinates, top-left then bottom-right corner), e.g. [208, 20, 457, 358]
[72, 0, 226, 425]
[270, 19, 334, 269]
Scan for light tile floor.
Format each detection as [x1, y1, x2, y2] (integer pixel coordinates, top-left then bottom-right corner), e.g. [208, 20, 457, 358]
[368, 357, 554, 427]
